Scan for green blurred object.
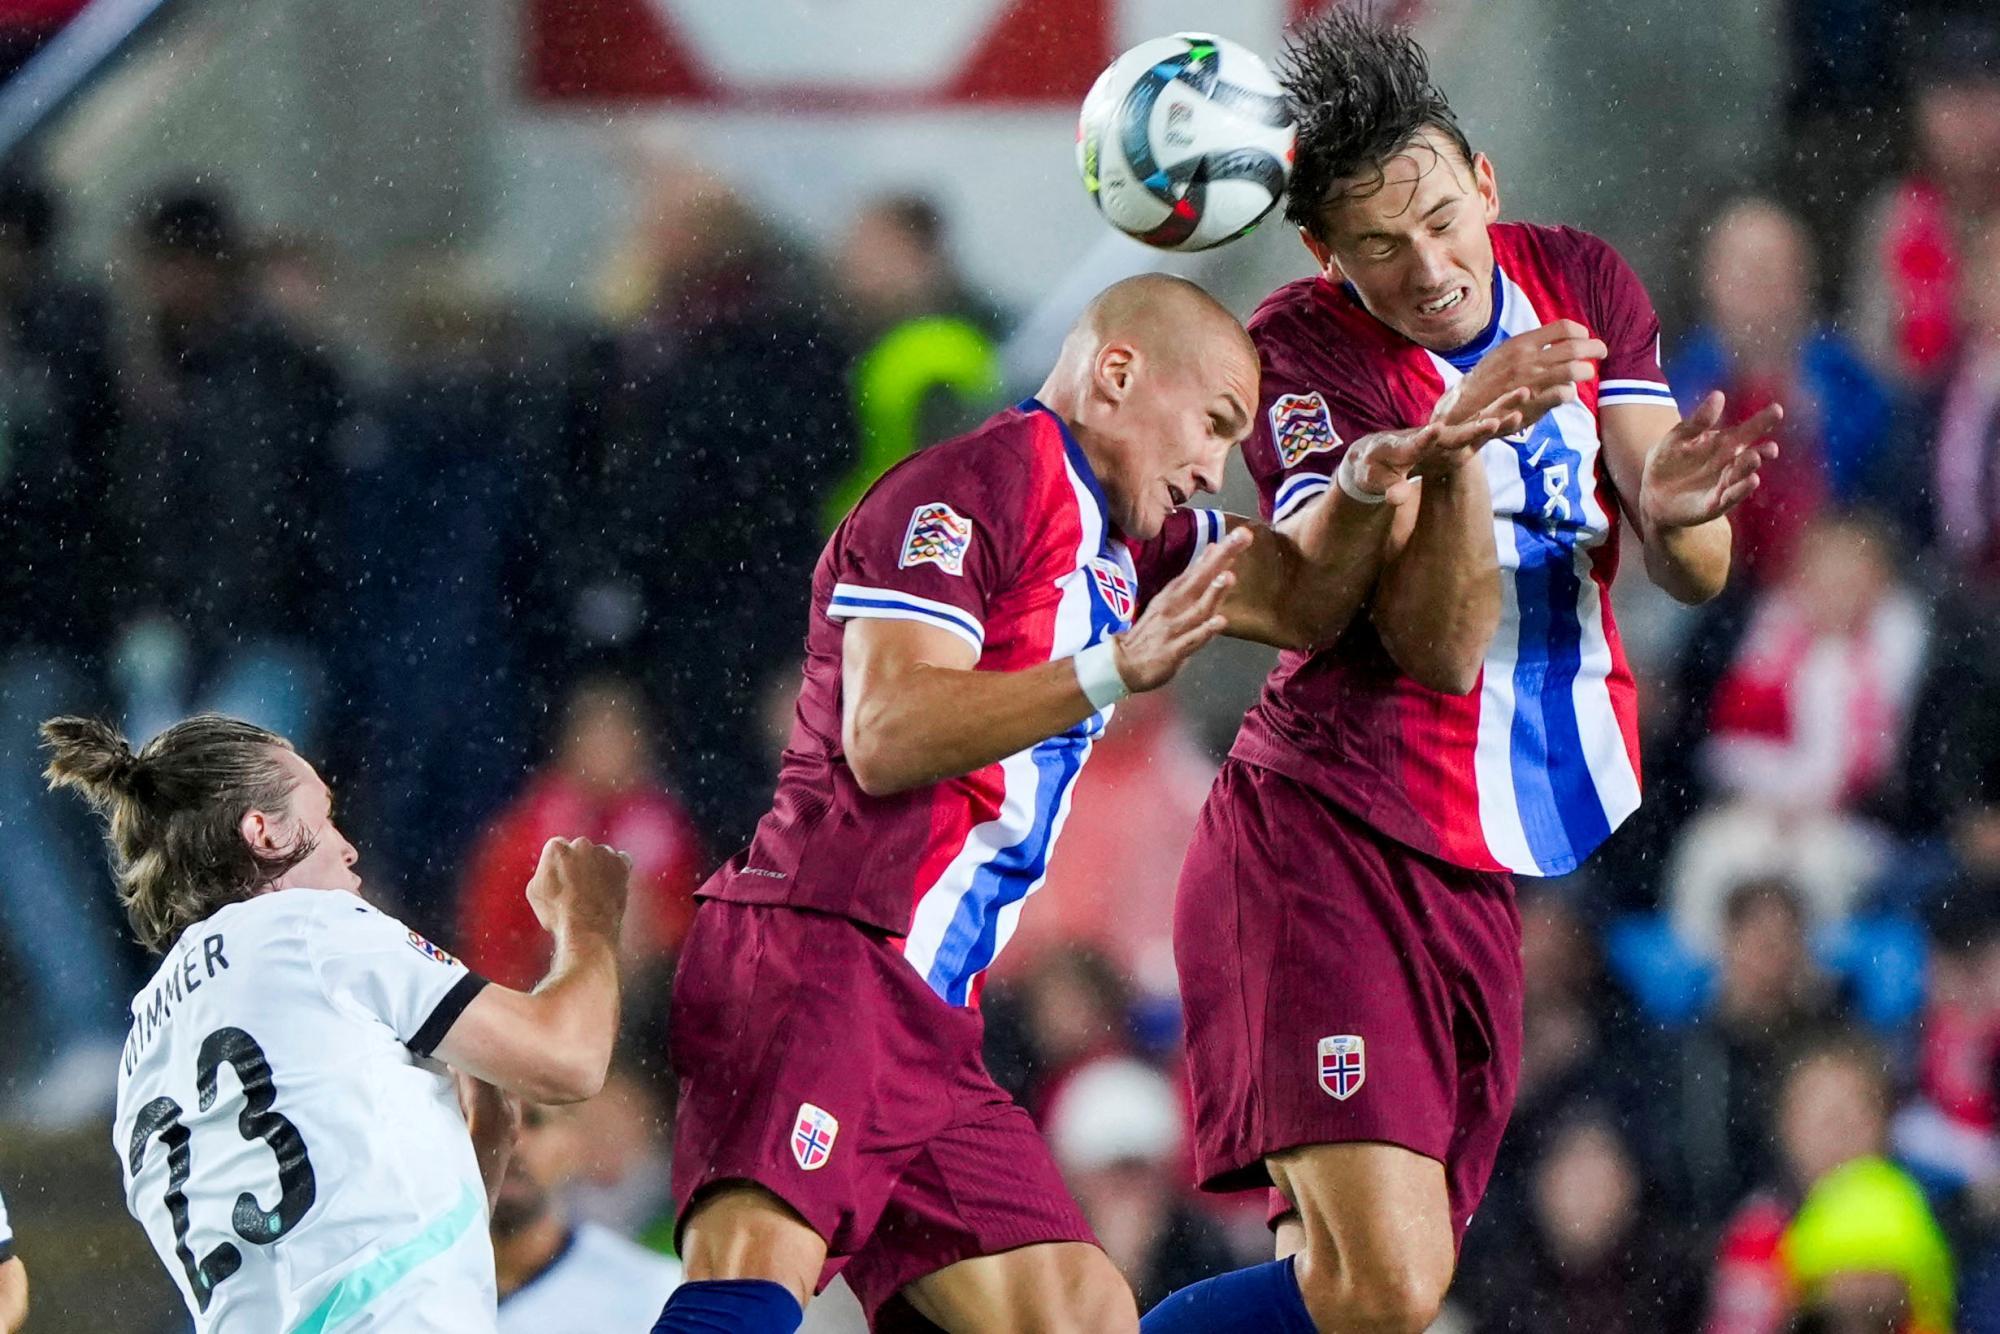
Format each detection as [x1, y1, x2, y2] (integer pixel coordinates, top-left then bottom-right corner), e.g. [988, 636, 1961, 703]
[1782, 1155, 1956, 1334]
[824, 314, 1000, 533]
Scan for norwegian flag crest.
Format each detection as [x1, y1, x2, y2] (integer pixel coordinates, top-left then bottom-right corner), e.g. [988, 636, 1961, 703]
[791, 1102, 839, 1172]
[1270, 392, 1342, 469]
[1087, 556, 1135, 624]
[1317, 1035, 1365, 1101]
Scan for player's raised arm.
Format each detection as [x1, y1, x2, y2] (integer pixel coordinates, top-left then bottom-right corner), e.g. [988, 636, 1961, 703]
[1601, 392, 1781, 604]
[1205, 405, 1524, 658]
[434, 837, 628, 1105]
[843, 529, 1248, 795]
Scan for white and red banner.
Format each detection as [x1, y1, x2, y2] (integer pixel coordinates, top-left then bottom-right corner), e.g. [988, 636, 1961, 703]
[521, 0, 1396, 107]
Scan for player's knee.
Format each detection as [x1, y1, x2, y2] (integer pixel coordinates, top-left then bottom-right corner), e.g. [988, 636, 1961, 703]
[1294, 1248, 1449, 1334]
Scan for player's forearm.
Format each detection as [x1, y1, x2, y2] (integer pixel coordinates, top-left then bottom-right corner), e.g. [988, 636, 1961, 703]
[526, 928, 621, 1100]
[0, 1257, 27, 1333]
[844, 656, 1100, 797]
[1643, 514, 1732, 604]
[1371, 462, 1500, 694]
[1262, 491, 1399, 650]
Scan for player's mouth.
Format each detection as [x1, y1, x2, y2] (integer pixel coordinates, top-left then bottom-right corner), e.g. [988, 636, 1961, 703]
[1167, 482, 1188, 508]
[1415, 287, 1467, 319]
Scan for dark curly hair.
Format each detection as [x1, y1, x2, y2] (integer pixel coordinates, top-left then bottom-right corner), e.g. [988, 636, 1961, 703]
[1279, 8, 1474, 237]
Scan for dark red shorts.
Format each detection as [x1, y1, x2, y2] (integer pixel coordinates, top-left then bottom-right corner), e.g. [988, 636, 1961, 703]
[669, 899, 1096, 1326]
[1173, 759, 1523, 1245]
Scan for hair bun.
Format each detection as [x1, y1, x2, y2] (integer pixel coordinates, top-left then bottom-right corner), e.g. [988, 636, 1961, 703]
[40, 715, 144, 804]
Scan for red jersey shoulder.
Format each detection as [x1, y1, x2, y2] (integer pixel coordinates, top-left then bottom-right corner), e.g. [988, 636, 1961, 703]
[1492, 222, 1655, 350]
[838, 410, 1039, 572]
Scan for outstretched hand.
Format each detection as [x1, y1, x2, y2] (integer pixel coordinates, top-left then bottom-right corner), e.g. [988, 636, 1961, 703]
[1111, 527, 1252, 692]
[1438, 320, 1608, 431]
[1640, 390, 1782, 533]
[1345, 389, 1530, 502]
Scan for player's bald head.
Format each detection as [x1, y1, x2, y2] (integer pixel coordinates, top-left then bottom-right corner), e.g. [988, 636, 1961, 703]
[1066, 272, 1255, 374]
[1038, 274, 1255, 541]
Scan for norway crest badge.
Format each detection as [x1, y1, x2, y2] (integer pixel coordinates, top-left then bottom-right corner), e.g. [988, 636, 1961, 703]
[1269, 392, 1342, 469]
[1317, 1035, 1365, 1101]
[1087, 556, 1136, 625]
[791, 1103, 839, 1172]
[900, 501, 973, 576]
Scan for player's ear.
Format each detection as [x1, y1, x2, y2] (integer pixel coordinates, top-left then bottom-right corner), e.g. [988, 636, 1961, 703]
[1473, 153, 1500, 223]
[1299, 227, 1341, 282]
[240, 806, 273, 852]
[1094, 342, 1137, 402]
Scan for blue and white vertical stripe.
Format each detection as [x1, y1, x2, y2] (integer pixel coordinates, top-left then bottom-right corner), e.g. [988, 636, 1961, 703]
[899, 418, 1136, 1005]
[1426, 269, 1644, 877]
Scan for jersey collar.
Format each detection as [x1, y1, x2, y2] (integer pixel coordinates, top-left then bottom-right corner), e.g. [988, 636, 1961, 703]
[1338, 262, 1507, 372]
[1020, 397, 1115, 537]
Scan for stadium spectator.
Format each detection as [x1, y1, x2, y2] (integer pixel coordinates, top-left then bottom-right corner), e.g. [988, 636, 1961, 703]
[1897, 586, 2000, 893]
[1457, 887, 1648, 1314]
[1466, 1110, 1701, 1332]
[992, 688, 1216, 998]
[457, 676, 707, 994]
[1004, 943, 1138, 1122]
[1670, 197, 1895, 585]
[821, 191, 1005, 525]
[492, 1095, 682, 1332]
[332, 266, 560, 914]
[0, 171, 131, 1128]
[1931, 212, 2000, 582]
[104, 185, 345, 749]
[1047, 1057, 1235, 1314]
[1706, 1035, 1952, 1334]
[1846, 12, 2000, 388]
[1891, 886, 2000, 1194]
[567, 166, 854, 845]
[1669, 515, 1929, 953]
[1655, 878, 1844, 1232]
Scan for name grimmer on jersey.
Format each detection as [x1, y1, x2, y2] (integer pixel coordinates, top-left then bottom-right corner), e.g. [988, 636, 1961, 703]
[43, 713, 630, 1332]
[123, 933, 229, 1076]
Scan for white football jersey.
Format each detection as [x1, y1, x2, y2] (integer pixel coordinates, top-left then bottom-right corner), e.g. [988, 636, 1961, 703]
[496, 1222, 681, 1332]
[0, 1182, 13, 1263]
[113, 887, 498, 1333]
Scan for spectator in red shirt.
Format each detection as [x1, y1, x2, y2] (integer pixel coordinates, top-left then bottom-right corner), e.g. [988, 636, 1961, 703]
[457, 675, 708, 992]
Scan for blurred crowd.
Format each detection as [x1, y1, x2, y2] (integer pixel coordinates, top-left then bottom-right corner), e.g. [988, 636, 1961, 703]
[6, 3, 2000, 1331]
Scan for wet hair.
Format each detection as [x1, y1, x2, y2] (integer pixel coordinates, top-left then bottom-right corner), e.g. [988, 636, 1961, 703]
[42, 714, 313, 953]
[1278, 8, 1475, 237]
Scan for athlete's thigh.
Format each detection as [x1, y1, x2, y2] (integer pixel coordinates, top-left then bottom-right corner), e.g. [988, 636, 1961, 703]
[844, 1101, 1116, 1331]
[1268, 1141, 1455, 1291]
[900, 1241, 1136, 1334]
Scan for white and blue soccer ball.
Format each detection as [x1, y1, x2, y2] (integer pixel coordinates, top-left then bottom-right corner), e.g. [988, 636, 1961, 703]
[1076, 32, 1297, 252]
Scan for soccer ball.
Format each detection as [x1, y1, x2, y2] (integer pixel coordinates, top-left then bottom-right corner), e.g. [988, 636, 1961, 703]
[1076, 33, 1297, 252]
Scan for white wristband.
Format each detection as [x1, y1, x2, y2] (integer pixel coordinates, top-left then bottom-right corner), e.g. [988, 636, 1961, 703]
[1073, 639, 1130, 711]
[1336, 452, 1388, 505]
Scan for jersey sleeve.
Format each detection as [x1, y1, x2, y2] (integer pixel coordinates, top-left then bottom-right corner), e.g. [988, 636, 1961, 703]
[306, 895, 490, 1058]
[1129, 506, 1230, 609]
[0, 1187, 12, 1264]
[1579, 233, 1676, 410]
[823, 442, 1029, 657]
[1247, 313, 1405, 524]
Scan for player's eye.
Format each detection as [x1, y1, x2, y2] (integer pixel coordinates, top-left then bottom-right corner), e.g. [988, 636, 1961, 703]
[1429, 216, 1454, 235]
